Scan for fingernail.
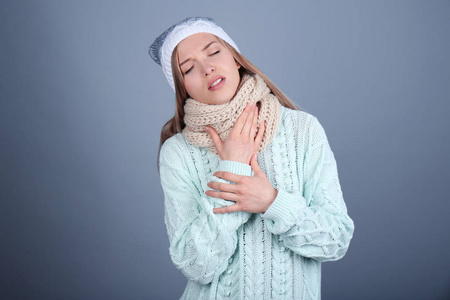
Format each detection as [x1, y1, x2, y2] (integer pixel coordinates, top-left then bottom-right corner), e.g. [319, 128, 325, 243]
[205, 126, 210, 131]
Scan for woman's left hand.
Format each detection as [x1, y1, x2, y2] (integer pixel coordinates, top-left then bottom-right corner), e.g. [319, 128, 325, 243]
[206, 153, 278, 214]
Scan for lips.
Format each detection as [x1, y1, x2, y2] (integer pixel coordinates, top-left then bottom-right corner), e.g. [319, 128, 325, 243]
[208, 75, 225, 90]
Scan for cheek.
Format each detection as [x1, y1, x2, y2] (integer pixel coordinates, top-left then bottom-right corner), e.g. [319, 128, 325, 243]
[184, 77, 201, 96]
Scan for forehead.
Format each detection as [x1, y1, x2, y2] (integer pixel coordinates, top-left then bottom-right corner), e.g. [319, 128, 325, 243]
[177, 32, 220, 59]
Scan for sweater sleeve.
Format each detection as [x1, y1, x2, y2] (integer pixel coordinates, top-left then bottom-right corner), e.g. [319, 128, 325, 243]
[262, 116, 355, 262]
[159, 137, 252, 284]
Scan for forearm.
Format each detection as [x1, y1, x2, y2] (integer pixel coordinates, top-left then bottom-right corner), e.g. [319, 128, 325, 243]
[165, 195, 242, 284]
[161, 152, 252, 284]
[262, 116, 355, 261]
[262, 187, 354, 261]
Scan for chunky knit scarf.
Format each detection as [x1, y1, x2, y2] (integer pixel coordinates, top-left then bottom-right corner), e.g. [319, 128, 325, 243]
[182, 73, 281, 156]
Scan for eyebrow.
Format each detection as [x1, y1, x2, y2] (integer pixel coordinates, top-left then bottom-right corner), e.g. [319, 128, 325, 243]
[179, 41, 218, 67]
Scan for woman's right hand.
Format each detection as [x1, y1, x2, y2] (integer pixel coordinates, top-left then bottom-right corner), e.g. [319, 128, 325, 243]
[206, 103, 265, 165]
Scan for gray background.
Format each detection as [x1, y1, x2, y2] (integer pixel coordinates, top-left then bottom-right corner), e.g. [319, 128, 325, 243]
[1, 0, 449, 299]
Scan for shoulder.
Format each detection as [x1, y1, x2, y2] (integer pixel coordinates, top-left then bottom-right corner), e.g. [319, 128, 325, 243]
[278, 106, 329, 149]
[280, 105, 315, 123]
[161, 132, 187, 151]
[159, 133, 191, 166]
[279, 106, 320, 135]
[159, 133, 205, 187]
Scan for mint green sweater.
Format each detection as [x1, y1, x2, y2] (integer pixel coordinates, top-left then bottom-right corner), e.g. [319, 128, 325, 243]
[159, 106, 354, 300]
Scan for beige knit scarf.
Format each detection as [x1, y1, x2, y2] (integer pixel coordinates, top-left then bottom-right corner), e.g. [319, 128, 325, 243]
[182, 73, 281, 156]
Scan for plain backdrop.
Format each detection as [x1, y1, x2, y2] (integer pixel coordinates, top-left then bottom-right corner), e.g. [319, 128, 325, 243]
[1, 1, 449, 299]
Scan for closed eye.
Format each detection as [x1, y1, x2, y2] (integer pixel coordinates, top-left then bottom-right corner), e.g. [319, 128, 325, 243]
[183, 51, 220, 75]
[184, 66, 193, 75]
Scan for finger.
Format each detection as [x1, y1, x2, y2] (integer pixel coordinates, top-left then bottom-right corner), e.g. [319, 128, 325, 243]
[249, 105, 259, 138]
[205, 126, 223, 153]
[232, 103, 253, 134]
[213, 204, 241, 214]
[250, 153, 262, 175]
[214, 171, 243, 183]
[254, 120, 265, 147]
[205, 190, 239, 201]
[241, 103, 255, 135]
[207, 181, 239, 193]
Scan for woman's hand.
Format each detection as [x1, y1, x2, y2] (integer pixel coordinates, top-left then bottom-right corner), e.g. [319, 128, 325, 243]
[206, 153, 278, 214]
[206, 103, 265, 165]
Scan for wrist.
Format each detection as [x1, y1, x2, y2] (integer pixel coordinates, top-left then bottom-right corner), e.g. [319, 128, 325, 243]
[221, 155, 251, 165]
[264, 188, 278, 212]
[217, 160, 253, 176]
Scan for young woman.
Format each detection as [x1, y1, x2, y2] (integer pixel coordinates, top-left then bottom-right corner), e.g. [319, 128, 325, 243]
[149, 17, 354, 300]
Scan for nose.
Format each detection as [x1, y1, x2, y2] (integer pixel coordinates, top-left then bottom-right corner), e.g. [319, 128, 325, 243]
[200, 61, 215, 77]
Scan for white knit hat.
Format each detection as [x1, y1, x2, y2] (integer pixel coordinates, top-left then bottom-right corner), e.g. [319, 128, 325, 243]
[149, 17, 240, 91]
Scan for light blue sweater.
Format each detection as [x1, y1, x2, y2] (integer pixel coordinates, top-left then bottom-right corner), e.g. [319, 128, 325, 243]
[159, 106, 354, 300]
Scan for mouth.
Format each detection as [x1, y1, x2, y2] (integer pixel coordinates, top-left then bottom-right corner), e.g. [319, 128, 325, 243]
[208, 76, 225, 90]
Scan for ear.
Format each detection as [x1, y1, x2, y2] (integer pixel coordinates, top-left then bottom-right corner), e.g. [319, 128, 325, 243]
[236, 61, 241, 69]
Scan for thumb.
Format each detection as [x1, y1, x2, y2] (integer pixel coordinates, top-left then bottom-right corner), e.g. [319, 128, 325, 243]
[250, 153, 262, 175]
[205, 126, 223, 152]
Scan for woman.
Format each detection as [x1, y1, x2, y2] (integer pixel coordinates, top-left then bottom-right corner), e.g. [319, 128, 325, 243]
[149, 17, 354, 300]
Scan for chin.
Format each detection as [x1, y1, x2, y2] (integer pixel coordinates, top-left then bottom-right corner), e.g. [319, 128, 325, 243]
[218, 96, 233, 105]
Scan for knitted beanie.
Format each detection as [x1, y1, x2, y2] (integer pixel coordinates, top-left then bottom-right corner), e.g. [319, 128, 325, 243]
[149, 17, 240, 91]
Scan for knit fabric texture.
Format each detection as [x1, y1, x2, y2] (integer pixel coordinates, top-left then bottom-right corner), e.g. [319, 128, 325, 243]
[183, 73, 281, 155]
[149, 17, 240, 91]
[160, 106, 355, 300]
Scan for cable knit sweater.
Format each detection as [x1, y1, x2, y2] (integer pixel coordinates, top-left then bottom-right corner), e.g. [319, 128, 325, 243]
[159, 106, 355, 300]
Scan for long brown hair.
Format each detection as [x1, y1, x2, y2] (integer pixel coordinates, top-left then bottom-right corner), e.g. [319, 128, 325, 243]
[159, 35, 302, 148]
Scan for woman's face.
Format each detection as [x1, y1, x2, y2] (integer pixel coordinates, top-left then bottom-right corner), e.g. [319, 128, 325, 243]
[177, 32, 241, 105]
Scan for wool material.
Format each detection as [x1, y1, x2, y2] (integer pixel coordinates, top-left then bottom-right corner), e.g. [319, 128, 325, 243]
[160, 106, 355, 300]
[149, 17, 240, 91]
[182, 73, 281, 155]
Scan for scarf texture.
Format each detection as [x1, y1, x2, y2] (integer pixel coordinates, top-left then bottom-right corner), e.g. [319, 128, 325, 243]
[182, 73, 281, 155]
